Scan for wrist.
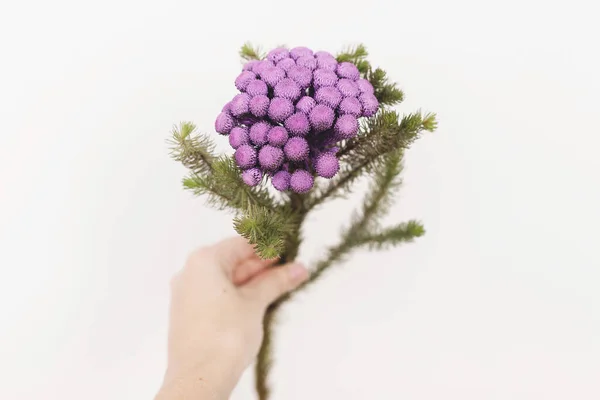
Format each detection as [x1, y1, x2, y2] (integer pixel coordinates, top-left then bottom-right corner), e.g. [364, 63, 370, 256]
[156, 361, 238, 400]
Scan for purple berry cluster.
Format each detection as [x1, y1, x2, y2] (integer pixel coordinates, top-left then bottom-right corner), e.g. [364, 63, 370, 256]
[214, 46, 379, 193]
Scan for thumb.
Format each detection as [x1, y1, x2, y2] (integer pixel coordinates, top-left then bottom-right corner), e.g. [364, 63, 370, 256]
[243, 263, 309, 307]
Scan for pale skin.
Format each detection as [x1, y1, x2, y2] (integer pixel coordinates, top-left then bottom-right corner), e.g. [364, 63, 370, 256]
[155, 237, 309, 400]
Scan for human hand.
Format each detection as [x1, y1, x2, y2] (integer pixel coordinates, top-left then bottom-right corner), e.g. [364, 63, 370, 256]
[155, 237, 309, 400]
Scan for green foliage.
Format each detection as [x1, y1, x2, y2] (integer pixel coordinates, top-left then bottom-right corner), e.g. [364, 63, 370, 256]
[368, 67, 404, 107]
[240, 42, 265, 61]
[336, 44, 371, 75]
[358, 220, 425, 250]
[168, 122, 217, 175]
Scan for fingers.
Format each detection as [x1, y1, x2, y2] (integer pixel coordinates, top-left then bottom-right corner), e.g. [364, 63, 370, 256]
[232, 257, 278, 286]
[209, 236, 260, 274]
[241, 263, 309, 308]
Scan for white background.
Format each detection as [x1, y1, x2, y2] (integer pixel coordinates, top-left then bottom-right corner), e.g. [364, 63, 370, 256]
[1, 0, 599, 399]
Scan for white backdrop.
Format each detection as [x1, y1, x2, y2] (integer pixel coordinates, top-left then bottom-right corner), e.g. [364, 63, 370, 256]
[1, 0, 599, 399]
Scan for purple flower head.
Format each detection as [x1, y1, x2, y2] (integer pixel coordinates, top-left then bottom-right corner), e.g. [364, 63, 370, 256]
[284, 137, 309, 161]
[315, 86, 342, 109]
[272, 170, 291, 191]
[277, 58, 296, 72]
[235, 71, 256, 91]
[285, 112, 310, 136]
[249, 121, 271, 146]
[249, 95, 270, 117]
[337, 62, 360, 80]
[274, 78, 301, 101]
[309, 104, 335, 132]
[268, 97, 294, 122]
[287, 65, 312, 88]
[359, 93, 379, 117]
[235, 144, 257, 169]
[334, 114, 359, 139]
[242, 168, 262, 186]
[267, 47, 290, 63]
[314, 152, 340, 178]
[296, 96, 316, 114]
[290, 46, 313, 60]
[261, 66, 286, 88]
[229, 126, 249, 149]
[246, 79, 268, 96]
[313, 69, 338, 88]
[296, 55, 318, 71]
[338, 96, 363, 117]
[243, 60, 260, 71]
[337, 79, 360, 97]
[290, 170, 314, 193]
[267, 126, 289, 147]
[317, 56, 338, 72]
[230, 93, 251, 117]
[315, 51, 334, 59]
[356, 78, 375, 94]
[215, 112, 235, 135]
[253, 59, 275, 76]
[259, 145, 285, 170]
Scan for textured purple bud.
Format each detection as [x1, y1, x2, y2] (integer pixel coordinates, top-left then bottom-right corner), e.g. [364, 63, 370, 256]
[313, 69, 339, 88]
[222, 101, 232, 114]
[359, 93, 379, 117]
[253, 59, 275, 76]
[317, 56, 338, 72]
[290, 46, 314, 60]
[309, 104, 335, 132]
[249, 121, 271, 146]
[261, 66, 286, 88]
[249, 95, 270, 117]
[296, 96, 316, 114]
[215, 112, 235, 135]
[296, 55, 317, 71]
[334, 114, 359, 139]
[290, 169, 314, 193]
[315, 51, 334, 58]
[229, 126, 249, 149]
[267, 126, 289, 147]
[235, 144, 257, 169]
[314, 152, 340, 178]
[284, 137, 310, 161]
[272, 170, 291, 191]
[277, 57, 296, 72]
[338, 96, 363, 117]
[337, 79, 360, 97]
[337, 62, 360, 80]
[356, 78, 375, 94]
[246, 79, 268, 96]
[267, 47, 290, 63]
[243, 60, 260, 71]
[287, 65, 312, 88]
[268, 97, 294, 123]
[235, 71, 256, 91]
[242, 168, 262, 186]
[315, 86, 343, 109]
[274, 78, 301, 101]
[230, 93, 251, 117]
[284, 112, 310, 136]
[258, 145, 285, 170]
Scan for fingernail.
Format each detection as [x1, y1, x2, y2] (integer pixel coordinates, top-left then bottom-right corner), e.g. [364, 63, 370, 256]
[288, 263, 309, 282]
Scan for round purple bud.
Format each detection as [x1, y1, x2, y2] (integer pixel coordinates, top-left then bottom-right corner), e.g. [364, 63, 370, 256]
[334, 114, 359, 139]
[242, 168, 262, 187]
[249, 121, 271, 146]
[287, 65, 312, 88]
[337, 62, 360, 80]
[274, 78, 301, 101]
[267, 126, 289, 147]
[315, 152, 340, 178]
[337, 79, 360, 97]
[249, 95, 270, 117]
[356, 78, 375, 94]
[296, 96, 316, 114]
[243, 60, 260, 71]
[267, 47, 290, 63]
[359, 93, 379, 117]
[284, 137, 310, 161]
[317, 56, 338, 72]
[285, 112, 310, 136]
[252, 59, 275, 76]
[235, 71, 256, 91]
[230, 93, 251, 117]
[268, 97, 294, 123]
[261, 66, 286, 88]
[272, 170, 291, 191]
[315, 50, 335, 59]
[313, 69, 339, 88]
[215, 112, 235, 135]
[229, 126, 249, 149]
[258, 145, 285, 170]
[277, 57, 296, 72]
[338, 96, 363, 117]
[246, 79, 268, 96]
[235, 144, 257, 169]
[315, 86, 343, 109]
[290, 47, 313, 60]
[290, 170, 314, 193]
[309, 104, 335, 132]
[222, 101, 232, 114]
[296, 55, 317, 71]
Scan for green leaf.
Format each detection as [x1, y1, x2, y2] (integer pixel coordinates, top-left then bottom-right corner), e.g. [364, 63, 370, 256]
[368, 68, 404, 107]
[168, 122, 217, 175]
[240, 42, 265, 61]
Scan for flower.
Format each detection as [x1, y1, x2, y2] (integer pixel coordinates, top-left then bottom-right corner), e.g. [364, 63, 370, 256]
[216, 45, 379, 192]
